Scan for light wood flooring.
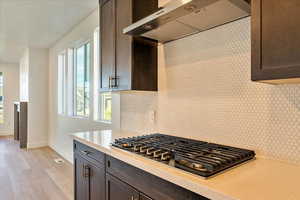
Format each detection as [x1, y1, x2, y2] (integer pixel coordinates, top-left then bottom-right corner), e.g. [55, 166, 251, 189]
[0, 136, 73, 200]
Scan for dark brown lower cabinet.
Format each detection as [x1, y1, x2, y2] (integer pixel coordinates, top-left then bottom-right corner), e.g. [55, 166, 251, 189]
[106, 173, 154, 200]
[106, 173, 139, 200]
[74, 141, 210, 200]
[74, 153, 105, 200]
[74, 153, 89, 200]
[140, 194, 153, 200]
[89, 161, 105, 200]
[106, 156, 209, 200]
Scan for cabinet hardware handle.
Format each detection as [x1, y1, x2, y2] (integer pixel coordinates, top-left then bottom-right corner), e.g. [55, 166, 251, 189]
[109, 76, 112, 89]
[82, 165, 90, 178]
[130, 196, 138, 200]
[81, 150, 90, 155]
[109, 75, 119, 89]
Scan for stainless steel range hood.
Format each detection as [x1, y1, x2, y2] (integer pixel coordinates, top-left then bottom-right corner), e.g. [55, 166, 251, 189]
[123, 0, 250, 43]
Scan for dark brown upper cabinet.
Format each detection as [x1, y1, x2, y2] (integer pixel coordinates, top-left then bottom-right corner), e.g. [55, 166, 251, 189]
[252, 0, 300, 84]
[99, 0, 158, 91]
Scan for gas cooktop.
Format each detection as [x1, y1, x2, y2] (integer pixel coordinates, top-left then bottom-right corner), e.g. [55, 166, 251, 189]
[112, 134, 255, 178]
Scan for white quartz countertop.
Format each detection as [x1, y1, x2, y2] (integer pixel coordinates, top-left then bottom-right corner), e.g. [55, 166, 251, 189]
[71, 130, 300, 200]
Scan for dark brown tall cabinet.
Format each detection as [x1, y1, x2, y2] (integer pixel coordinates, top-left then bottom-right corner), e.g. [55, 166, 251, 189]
[252, 0, 300, 84]
[99, 0, 158, 91]
[14, 102, 28, 149]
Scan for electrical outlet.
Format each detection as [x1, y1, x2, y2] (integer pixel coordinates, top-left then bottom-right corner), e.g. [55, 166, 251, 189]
[149, 110, 156, 124]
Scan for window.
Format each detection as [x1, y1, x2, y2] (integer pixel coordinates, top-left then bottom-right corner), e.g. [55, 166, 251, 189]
[94, 27, 112, 122]
[67, 48, 74, 116]
[74, 42, 90, 117]
[0, 72, 3, 123]
[100, 92, 112, 122]
[55, 28, 114, 123]
[58, 52, 67, 114]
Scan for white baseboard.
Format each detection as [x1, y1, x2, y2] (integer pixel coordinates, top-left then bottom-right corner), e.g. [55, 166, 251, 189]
[27, 141, 49, 149]
[0, 133, 13, 136]
[0, 131, 13, 136]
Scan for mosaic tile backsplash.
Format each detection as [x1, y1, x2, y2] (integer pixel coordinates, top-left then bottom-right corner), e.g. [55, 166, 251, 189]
[120, 18, 300, 165]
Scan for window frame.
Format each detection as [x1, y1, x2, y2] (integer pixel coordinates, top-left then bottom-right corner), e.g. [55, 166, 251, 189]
[73, 40, 91, 118]
[58, 51, 67, 115]
[0, 72, 4, 124]
[99, 92, 112, 123]
[93, 27, 112, 123]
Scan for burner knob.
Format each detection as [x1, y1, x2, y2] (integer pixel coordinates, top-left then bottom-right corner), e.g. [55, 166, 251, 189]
[122, 143, 131, 148]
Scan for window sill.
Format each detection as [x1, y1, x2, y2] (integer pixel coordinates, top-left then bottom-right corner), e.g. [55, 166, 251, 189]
[70, 115, 90, 120]
[58, 115, 90, 120]
[94, 119, 112, 125]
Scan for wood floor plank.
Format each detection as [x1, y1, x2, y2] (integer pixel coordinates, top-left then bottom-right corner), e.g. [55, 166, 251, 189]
[0, 136, 73, 200]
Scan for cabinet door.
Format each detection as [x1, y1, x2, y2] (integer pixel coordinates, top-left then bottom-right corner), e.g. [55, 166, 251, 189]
[87, 160, 106, 200]
[106, 173, 139, 200]
[100, 0, 116, 91]
[74, 153, 106, 200]
[252, 0, 300, 83]
[140, 193, 153, 200]
[74, 154, 89, 200]
[115, 0, 132, 90]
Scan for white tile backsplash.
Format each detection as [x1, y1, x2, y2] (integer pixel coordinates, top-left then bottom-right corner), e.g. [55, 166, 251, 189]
[120, 18, 300, 164]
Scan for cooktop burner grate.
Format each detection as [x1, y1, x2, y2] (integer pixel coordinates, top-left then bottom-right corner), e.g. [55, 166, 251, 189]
[112, 134, 255, 178]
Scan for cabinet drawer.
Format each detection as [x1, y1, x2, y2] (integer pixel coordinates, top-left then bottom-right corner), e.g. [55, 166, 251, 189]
[106, 156, 209, 200]
[140, 193, 153, 200]
[106, 173, 139, 200]
[74, 141, 105, 165]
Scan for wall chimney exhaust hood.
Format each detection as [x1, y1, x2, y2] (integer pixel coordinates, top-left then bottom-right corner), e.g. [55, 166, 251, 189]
[123, 0, 251, 43]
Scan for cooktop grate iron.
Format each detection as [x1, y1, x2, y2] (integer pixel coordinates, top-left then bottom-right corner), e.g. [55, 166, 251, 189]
[112, 134, 255, 178]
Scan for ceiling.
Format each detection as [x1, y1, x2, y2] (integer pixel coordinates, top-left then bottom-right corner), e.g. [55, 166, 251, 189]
[0, 0, 98, 64]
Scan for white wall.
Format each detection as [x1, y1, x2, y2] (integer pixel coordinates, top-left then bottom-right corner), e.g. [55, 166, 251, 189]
[120, 18, 300, 165]
[47, 0, 300, 165]
[0, 63, 19, 135]
[28, 48, 49, 148]
[20, 49, 29, 101]
[19, 48, 49, 148]
[49, 9, 119, 162]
